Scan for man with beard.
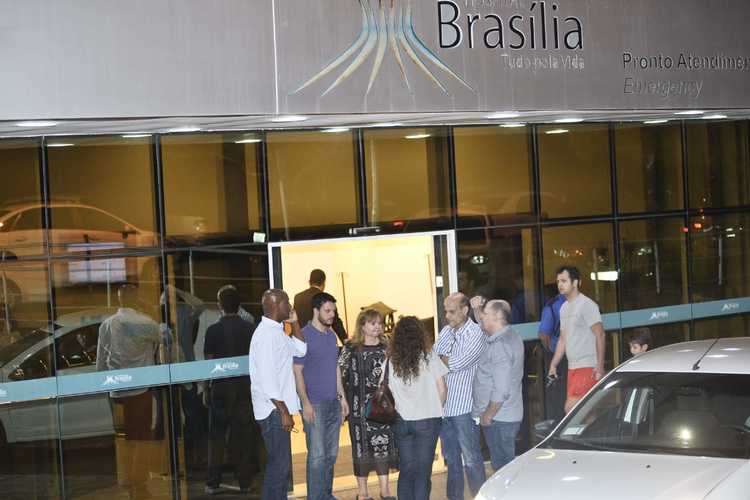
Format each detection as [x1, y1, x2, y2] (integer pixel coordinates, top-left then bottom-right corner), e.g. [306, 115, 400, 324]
[293, 292, 349, 500]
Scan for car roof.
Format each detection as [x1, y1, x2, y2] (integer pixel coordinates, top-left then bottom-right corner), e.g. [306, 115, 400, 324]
[618, 337, 750, 375]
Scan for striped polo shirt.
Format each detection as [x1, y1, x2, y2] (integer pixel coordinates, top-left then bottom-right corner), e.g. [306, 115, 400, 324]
[434, 318, 486, 417]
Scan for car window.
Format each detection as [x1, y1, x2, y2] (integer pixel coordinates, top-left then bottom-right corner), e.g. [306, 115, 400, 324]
[77, 208, 127, 233]
[9, 344, 54, 381]
[49, 207, 80, 230]
[55, 324, 100, 369]
[548, 372, 750, 459]
[12, 208, 43, 231]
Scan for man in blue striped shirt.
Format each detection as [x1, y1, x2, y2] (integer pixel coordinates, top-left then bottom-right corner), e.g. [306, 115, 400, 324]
[434, 292, 487, 500]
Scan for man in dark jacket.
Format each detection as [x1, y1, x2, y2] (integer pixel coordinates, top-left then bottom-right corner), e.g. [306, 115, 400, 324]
[204, 286, 258, 495]
[293, 269, 347, 344]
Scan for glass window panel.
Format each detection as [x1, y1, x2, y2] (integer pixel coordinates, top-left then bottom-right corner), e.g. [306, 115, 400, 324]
[161, 133, 263, 246]
[46, 137, 158, 254]
[687, 120, 750, 209]
[363, 127, 451, 226]
[615, 123, 684, 213]
[538, 124, 612, 218]
[59, 386, 173, 500]
[694, 313, 750, 340]
[619, 217, 688, 309]
[690, 212, 750, 302]
[457, 227, 539, 323]
[267, 130, 358, 235]
[1, 260, 51, 337]
[0, 140, 44, 257]
[622, 323, 689, 357]
[454, 126, 533, 226]
[0, 399, 61, 500]
[165, 246, 268, 364]
[542, 223, 617, 312]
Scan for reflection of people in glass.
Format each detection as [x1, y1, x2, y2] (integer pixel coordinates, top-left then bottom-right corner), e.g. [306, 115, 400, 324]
[96, 283, 163, 500]
[338, 309, 397, 500]
[293, 269, 347, 344]
[204, 286, 258, 495]
[538, 285, 567, 422]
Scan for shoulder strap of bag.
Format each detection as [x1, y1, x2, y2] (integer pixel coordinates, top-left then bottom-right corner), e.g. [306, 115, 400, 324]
[382, 358, 390, 386]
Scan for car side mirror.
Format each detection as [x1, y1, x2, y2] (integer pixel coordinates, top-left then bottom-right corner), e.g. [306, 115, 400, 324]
[534, 419, 558, 441]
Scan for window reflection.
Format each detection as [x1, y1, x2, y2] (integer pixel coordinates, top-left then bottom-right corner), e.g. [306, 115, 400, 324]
[542, 223, 617, 312]
[538, 124, 612, 218]
[267, 131, 359, 237]
[60, 387, 173, 500]
[0, 399, 61, 500]
[694, 313, 750, 340]
[46, 137, 158, 254]
[164, 248, 267, 364]
[363, 127, 451, 227]
[619, 217, 688, 309]
[690, 212, 750, 301]
[161, 133, 263, 246]
[687, 120, 750, 209]
[615, 123, 683, 213]
[457, 227, 539, 323]
[0, 140, 44, 257]
[454, 126, 533, 226]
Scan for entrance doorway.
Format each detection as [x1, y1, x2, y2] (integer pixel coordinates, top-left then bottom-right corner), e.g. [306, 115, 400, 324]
[268, 230, 457, 495]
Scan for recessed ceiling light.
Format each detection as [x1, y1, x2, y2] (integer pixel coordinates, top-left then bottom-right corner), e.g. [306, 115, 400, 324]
[405, 134, 431, 140]
[674, 110, 704, 115]
[545, 128, 569, 135]
[270, 115, 307, 123]
[16, 120, 58, 128]
[322, 127, 351, 133]
[371, 122, 403, 127]
[500, 122, 526, 128]
[235, 138, 262, 144]
[702, 114, 727, 120]
[166, 126, 201, 133]
[47, 142, 74, 148]
[643, 119, 669, 124]
[554, 117, 583, 123]
[487, 112, 521, 120]
[121, 134, 152, 138]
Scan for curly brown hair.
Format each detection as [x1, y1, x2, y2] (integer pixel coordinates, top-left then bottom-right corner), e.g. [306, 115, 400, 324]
[389, 316, 429, 384]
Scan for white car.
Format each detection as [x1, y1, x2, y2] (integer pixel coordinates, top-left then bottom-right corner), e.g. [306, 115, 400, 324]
[0, 310, 115, 445]
[476, 337, 750, 500]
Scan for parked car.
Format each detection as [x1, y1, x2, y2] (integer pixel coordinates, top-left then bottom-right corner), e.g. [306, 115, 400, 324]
[0, 309, 115, 445]
[476, 337, 750, 500]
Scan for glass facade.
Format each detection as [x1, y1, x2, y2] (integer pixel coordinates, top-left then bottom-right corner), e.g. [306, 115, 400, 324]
[1, 119, 749, 500]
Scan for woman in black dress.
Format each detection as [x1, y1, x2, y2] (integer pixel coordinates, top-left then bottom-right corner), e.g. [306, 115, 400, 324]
[338, 309, 397, 500]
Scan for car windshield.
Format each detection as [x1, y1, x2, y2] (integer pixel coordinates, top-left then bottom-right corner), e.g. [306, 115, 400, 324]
[546, 371, 750, 459]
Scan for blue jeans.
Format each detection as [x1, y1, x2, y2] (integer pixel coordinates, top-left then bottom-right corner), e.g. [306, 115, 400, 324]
[258, 410, 291, 500]
[393, 417, 442, 500]
[482, 421, 521, 471]
[302, 399, 341, 500]
[440, 413, 487, 500]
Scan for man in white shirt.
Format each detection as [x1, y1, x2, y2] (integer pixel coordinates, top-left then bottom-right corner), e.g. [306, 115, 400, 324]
[248, 289, 306, 500]
[549, 266, 605, 413]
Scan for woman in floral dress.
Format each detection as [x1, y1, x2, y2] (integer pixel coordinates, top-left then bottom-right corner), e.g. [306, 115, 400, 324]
[338, 309, 398, 500]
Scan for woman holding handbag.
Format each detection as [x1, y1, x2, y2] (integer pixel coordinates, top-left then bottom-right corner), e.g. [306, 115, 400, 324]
[338, 309, 398, 500]
[387, 316, 449, 500]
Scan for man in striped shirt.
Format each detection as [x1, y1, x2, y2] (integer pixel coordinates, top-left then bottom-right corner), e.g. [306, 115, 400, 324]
[434, 292, 487, 500]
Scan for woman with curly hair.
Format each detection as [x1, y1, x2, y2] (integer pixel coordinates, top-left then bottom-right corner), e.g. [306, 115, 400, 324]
[339, 309, 398, 500]
[386, 316, 448, 500]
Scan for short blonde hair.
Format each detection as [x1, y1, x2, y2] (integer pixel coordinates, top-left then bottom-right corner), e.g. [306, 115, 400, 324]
[351, 309, 387, 348]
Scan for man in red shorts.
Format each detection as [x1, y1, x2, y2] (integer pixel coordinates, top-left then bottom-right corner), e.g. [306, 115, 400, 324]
[548, 266, 605, 414]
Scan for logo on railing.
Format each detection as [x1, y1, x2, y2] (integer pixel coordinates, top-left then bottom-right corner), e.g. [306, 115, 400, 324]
[649, 311, 669, 321]
[210, 362, 241, 374]
[722, 302, 740, 312]
[102, 374, 133, 387]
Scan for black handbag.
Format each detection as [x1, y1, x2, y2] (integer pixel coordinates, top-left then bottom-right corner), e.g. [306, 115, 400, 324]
[364, 358, 396, 424]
